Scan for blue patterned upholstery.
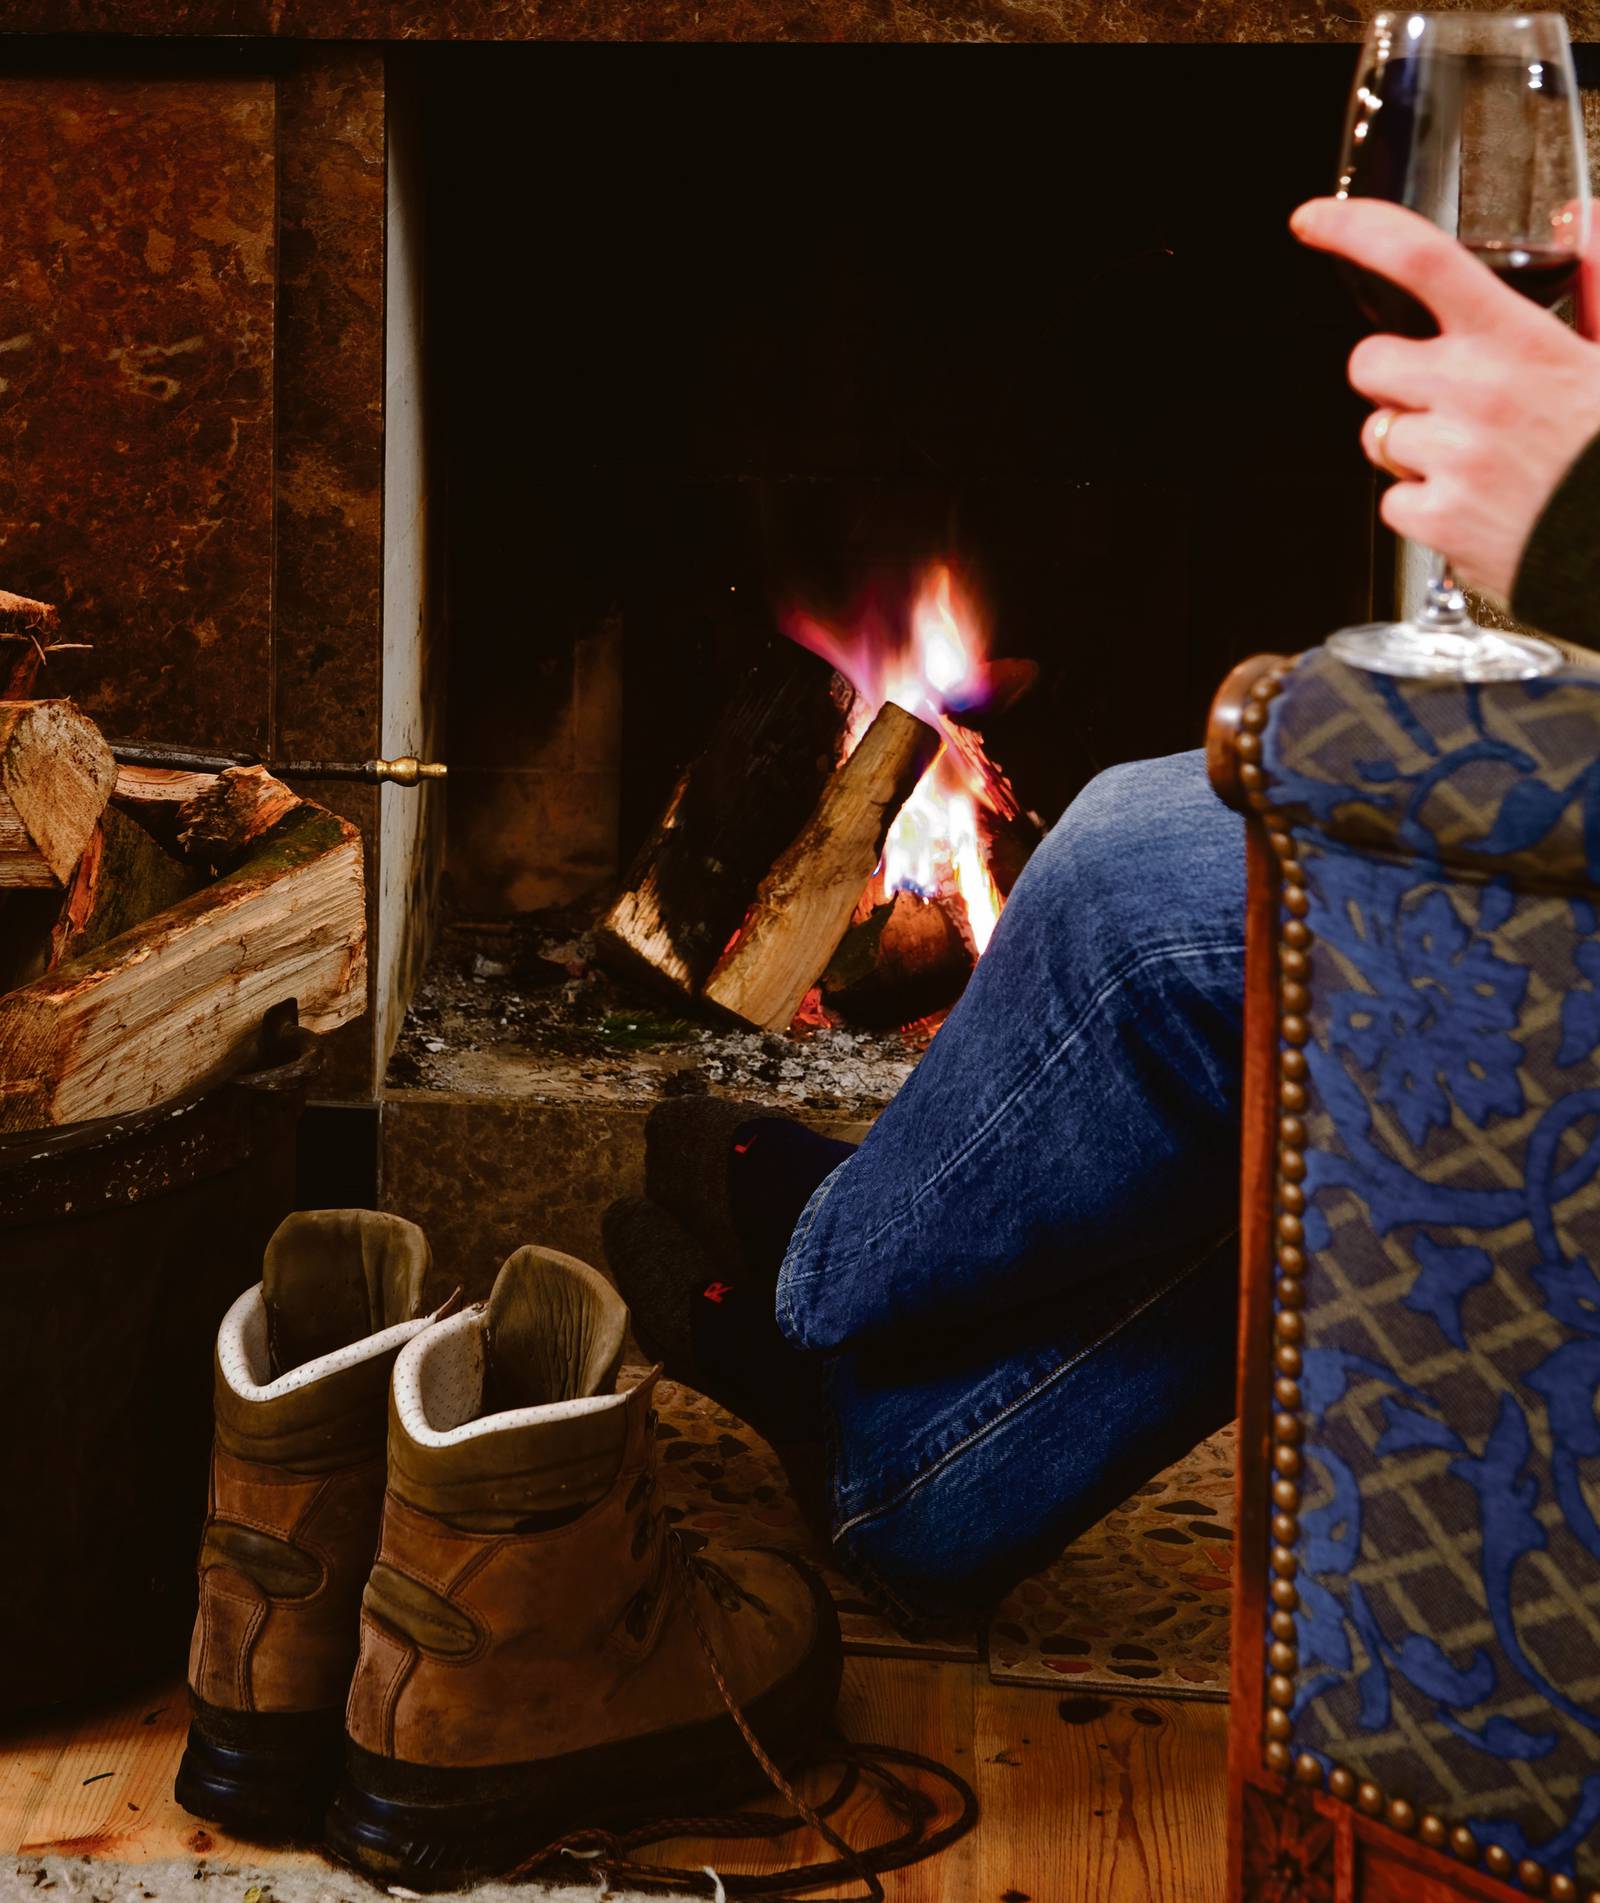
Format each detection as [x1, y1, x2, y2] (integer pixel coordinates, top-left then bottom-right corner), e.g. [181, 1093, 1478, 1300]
[1262, 648, 1600, 1884]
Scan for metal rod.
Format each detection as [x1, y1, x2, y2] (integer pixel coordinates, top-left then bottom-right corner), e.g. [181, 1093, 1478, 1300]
[111, 740, 446, 785]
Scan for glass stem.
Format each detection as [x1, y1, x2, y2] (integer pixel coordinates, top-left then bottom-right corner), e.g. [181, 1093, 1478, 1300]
[1416, 548, 1470, 632]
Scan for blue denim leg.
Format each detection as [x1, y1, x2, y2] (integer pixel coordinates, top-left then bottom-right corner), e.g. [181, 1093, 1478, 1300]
[826, 1232, 1240, 1624]
[776, 748, 1247, 1352]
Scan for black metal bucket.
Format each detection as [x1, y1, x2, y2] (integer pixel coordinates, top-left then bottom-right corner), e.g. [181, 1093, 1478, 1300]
[0, 1032, 319, 1714]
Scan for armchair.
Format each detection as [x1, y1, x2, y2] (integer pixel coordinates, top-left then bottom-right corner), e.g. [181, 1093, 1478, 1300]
[1211, 646, 1600, 1903]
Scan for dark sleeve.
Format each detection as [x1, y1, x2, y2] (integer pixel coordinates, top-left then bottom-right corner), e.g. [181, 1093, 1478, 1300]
[1510, 427, 1600, 649]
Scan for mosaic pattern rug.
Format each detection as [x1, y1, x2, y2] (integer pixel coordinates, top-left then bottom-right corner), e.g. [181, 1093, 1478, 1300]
[647, 1370, 1235, 1690]
[986, 1428, 1236, 1699]
[651, 1376, 981, 1660]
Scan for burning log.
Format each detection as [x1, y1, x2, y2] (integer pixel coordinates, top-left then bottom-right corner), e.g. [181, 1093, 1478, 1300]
[0, 699, 117, 889]
[703, 702, 940, 1032]
[821, 886, 974, 1029]
[0, 764, 365, 1132]
[596, 643, 863, 1001]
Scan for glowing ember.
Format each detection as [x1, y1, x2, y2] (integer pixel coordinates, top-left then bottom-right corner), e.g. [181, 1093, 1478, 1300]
[785, 562, 1010, 956]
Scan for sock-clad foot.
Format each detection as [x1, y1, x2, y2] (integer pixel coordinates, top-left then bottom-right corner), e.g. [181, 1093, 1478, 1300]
[603, 1098, 853, 1449]
[176, 1210, 435, 1841]
[326, 1246, 842, 1891]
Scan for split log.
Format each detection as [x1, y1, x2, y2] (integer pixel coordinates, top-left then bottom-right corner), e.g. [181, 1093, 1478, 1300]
[821, 887, 974, 1029]
[0, 805, 204, 993]
[0, 700, 117, 889]
[703, 702, 940, 1032]
[0, 777, 365, 1132]
[596, 643, 863, 1001]
[0, 590, 65, 700]
[174, 763, 303, 872]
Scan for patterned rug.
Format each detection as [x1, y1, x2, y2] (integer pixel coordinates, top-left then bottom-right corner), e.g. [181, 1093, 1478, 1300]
[651, 1377, 981, 1659]
[986, 1428, 1236, 1699]
[647, 1371, 1235, 1691]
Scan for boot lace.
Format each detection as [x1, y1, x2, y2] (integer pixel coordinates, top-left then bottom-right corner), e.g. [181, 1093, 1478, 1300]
[506, 1531, 978, 1900]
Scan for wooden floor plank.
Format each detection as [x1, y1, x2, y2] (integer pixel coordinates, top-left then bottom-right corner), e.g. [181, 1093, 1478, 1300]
[975, 1686, 1229, 1903]
[0, 1667, 1228, 1899]
[2, 1685, 321, 1869]
[630, 1655, 978, 1901]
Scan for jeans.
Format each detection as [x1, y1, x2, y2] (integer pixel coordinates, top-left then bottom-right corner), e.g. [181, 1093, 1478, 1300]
[776, 749, 1249, 1625]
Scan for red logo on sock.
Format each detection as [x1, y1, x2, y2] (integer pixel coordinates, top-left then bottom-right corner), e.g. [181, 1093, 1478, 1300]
[702, 1281, 732, 1304]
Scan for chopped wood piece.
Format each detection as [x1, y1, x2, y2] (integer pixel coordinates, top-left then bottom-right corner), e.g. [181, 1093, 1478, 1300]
[174, 764, 302, 872]
[0, 592, 68, 700]
[703, 702, 940, 1033]
[822, 887, 975, 1029]
[0, 700, 117, 889]
[0, 793, 365, 1132]
[0, 589, 59, 637]
[596, 643, 863, 1001]
[51, 806, 206, 966]
[0, 808, 202, 993]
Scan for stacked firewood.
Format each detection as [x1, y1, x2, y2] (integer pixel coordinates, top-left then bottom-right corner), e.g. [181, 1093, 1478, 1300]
[0, 598, 366, 1131]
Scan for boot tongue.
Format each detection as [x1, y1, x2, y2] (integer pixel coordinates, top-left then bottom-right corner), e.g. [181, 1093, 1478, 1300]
[262, 1210, 431, 1378]
[484, 1247, 628, 1414]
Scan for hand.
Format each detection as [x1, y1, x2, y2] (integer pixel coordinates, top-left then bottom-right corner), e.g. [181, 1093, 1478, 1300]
[1291, 196, 1600, 602]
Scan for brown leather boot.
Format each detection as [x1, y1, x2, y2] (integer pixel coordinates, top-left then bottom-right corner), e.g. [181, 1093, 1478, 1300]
[175, 1209, 435, 1840]
[326, 1246, 842, 1890]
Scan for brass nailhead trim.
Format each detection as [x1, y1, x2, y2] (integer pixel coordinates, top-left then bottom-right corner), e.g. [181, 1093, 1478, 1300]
[1549, 1875, 1576, 1902]
[1328, 1766, 1356, 1801]
[1251, 676, 1325, 1789]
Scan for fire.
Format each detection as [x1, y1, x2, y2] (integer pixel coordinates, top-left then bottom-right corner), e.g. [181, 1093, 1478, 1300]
[785, 562, 1009, 956]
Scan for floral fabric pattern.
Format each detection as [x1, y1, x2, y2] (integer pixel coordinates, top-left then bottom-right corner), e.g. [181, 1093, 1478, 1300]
[1262, 649, 1600, 1885]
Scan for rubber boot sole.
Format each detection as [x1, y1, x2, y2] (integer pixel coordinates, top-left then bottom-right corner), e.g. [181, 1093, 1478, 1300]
[175, 1696, 345, 1843]
[325, 1566, 844, 1890]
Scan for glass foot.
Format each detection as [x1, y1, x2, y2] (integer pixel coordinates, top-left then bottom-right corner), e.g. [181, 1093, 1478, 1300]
[1328, 620, 1562, 683]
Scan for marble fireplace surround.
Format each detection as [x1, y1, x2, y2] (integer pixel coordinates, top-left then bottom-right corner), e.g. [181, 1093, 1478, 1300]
[3, 0, 1600, 43]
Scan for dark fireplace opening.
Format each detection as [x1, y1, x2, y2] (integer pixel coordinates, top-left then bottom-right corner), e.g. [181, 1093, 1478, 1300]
[390, 43, 1376, 1113]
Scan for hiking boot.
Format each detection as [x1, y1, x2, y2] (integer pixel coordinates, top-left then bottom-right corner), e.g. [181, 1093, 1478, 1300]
[326, 1246, 842, 1890]
[175, 1209, 435, 1840]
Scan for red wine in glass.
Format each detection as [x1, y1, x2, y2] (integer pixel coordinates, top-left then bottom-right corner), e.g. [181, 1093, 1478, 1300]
[1335, 50, 1583, 337]
[1339, 238, 1580, 337]
[1324, 14, 1589, 681]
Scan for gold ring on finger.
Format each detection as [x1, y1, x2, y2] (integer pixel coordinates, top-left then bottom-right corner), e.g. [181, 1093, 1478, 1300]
[1370, 407, 1416, 481]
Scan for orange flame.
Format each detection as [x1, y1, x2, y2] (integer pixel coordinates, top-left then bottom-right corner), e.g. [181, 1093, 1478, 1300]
[785, 562, 1006, 956]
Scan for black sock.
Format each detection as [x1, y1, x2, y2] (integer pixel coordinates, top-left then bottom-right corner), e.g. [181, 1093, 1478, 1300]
[728, 1117, 856, 1280]
[686, 1118, 852, 1445]
[607, 1103, 854, 1463]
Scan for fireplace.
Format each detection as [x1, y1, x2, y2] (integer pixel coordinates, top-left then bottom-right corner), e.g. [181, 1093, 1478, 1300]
[0, 32, 1386, 1294]
[370, 44, 1378, 1284]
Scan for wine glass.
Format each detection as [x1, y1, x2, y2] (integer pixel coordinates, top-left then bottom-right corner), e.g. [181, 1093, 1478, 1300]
[1327, 11, 1590, 682]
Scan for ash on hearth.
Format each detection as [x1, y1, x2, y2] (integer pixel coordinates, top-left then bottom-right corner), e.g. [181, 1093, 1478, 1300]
[386, 906, 932, 1121]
